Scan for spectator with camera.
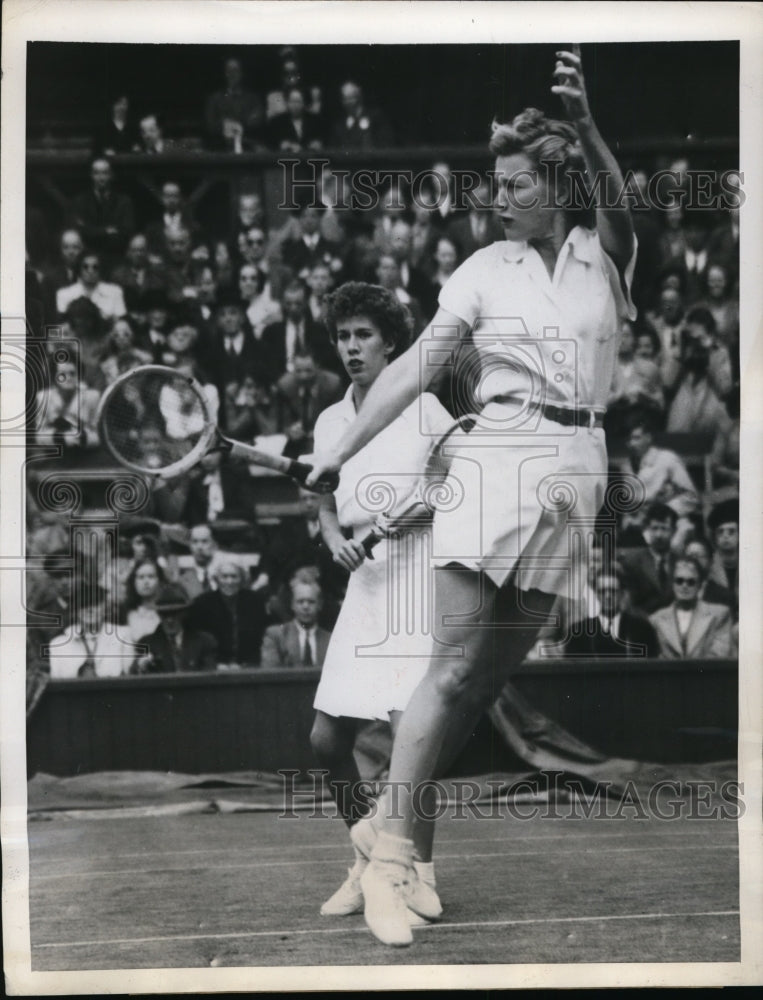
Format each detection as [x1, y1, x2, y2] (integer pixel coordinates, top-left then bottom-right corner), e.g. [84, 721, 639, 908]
[649, 556, 734, 659]
[665, 307, 733, 435]
[132, 584, 218, 674]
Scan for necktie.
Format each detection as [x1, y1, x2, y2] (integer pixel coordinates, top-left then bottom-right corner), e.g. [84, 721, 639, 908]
[658, 556, 668, 590]
[300, 388, 311, 432]
[302, 632, 313, 666]
[201, 569, 210, 592]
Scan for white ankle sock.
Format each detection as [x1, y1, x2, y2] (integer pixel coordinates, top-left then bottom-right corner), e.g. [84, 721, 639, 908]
[413, 860, 436, 887]
[371, 830, 415, 867]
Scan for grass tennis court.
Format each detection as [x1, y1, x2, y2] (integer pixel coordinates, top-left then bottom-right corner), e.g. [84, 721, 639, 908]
[29, 804, 739, 969]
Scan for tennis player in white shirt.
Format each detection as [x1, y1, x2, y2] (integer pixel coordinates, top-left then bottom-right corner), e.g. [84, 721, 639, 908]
[309, 45, 637, 947]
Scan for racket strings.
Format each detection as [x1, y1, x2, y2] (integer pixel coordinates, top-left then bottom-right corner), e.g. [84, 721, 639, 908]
[100, 368, 208, 473]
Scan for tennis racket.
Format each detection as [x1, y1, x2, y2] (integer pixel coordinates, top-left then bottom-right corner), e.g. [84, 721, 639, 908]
[358, 411, 479, 557]
[96, 365, 339, 493]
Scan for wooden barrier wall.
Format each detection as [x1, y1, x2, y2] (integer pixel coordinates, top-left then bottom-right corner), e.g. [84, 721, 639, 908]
[26, 659, 738, 778]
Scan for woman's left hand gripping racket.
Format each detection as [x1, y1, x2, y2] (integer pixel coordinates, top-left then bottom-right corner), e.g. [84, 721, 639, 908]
[358, 411, 479, 558]
[96, 365, 339, 493]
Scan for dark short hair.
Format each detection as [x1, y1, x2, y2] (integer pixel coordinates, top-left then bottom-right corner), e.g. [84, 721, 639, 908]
[324, 281, 412, 358]
[685, 306, 717, 335]
[645, 502, 678, 528]
[670, 554, 703, 582]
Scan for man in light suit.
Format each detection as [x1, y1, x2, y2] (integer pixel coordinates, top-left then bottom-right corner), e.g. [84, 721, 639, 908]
[260, 580, 331, 668]
[649, 556, 734, 659]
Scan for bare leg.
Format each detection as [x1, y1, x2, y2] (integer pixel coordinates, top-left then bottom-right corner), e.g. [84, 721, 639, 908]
[389, 710, 436, 863]
[377, 570, 555, 841]
[310, 711, 373, 827]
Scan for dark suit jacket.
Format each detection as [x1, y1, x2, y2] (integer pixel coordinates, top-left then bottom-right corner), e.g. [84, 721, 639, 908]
[69, 189, 135, 257]
[280, 236, 342, 279]
[446, 213, 503, 260]
[649, 601, 734, 659]
[564, 612, 660, 659]
[260, 316, 334, 381]
[134, 624, 218, 673]
[41, 264, 79, 324]
[178, 463, 257, 526]
[206, 330, 268, 398]
[619, 548, 674, 615]
[260, 620, 330, 668]
[190, 589, 268, 665]
[274, 369, 344, 436]
[266, 112, 324, 150]
[329, 107, 394, 149]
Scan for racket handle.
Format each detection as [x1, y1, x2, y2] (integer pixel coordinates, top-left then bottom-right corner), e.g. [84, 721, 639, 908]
[360, 529, 381, 559]
[289, 460, 340, 494]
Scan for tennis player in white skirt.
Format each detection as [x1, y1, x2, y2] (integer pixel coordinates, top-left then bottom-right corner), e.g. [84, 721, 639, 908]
[310, 282, 452, 923]
[309, 45, 637, 946]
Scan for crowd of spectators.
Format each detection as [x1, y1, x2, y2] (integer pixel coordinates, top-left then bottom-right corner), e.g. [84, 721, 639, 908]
[24, 49, 740, 688]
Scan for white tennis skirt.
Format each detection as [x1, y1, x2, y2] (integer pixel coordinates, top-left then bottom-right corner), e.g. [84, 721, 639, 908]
[430, 402, 608, 598]
[313, 528, 436, 721]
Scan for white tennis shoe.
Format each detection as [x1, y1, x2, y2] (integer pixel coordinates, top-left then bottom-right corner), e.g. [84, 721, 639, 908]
[359, 858, 415, 946]
[320, 867, 364, 916]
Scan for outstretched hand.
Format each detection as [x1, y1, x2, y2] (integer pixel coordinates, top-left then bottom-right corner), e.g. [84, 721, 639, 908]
[551, 44, 591, 124]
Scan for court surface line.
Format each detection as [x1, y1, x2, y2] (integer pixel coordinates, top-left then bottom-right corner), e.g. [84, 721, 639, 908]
[30, 842, 738, 882]
[34, 908, 740, 949]
[31, 827, 736, 866]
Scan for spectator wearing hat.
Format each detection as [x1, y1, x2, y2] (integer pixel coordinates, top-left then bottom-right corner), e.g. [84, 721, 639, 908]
[132, 584, 217, 674]
[207, 286, 266, 400]
[260, 579, 331, 668]
[649, 556, 734, 659]
[49, 586, 132, 679]
[190, 560, 268, 668]
[706, 499, 739, 619]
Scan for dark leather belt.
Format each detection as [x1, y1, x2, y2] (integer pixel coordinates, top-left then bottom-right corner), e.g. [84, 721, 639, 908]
[491, 395, 605, 430]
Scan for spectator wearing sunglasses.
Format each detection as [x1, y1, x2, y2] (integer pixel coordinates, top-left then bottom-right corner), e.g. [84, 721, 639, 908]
[56, 252, 127, 322]
[649, 556, 734, 659]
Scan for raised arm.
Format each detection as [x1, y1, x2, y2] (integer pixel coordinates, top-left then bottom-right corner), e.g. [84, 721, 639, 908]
[306, 307, 470, 486]
[552, 44, 634, 274]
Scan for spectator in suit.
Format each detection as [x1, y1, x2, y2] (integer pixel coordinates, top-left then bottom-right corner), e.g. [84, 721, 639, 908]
[95, 94, 139, 156]
[191, 560, 268, 668]
[645, 285, 684, 393]
[649, 556, 734, 659]
[49, 585, 132, 679]
[206, 286, 265, 397]
[306, 263, 334, 326]
[694, 262, 739, 349]
[34, 352, 100, 453]
[56, 252, 127, 322]
[231, 192, 266, 247]
[223, 372, 278, 440]
[261, 280, 333, 380]
[683, 537, 734, 609]
[41, 228, 84, 323]
[706, 206, 739, 285]
[110, 233, 167, 314]
[425, 160, 463, 231]
[145, 182, 203, 260]
[132, 584, 218, 674]
[175, 523, 225, 599]
[375, 253, 426, 334]
[260, 579, 331, 668]
[169, 451, 257, 527]
[135, 113, 176, 155]
[274, 348, 344, 457]
[565, 567, 660, 658]
[280, 206, 343, 284]
[204, 55, 265, 152]
[69, 157, 134, 261]
[706, 499, 739, 619]
[619, 502, 679, 616]
[616, 413, 699, 536]
[329, 80, 394, 149]
[266, 86, 324, 152]
[162, 228, 202, 305]
[446, 177, 502, 259]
